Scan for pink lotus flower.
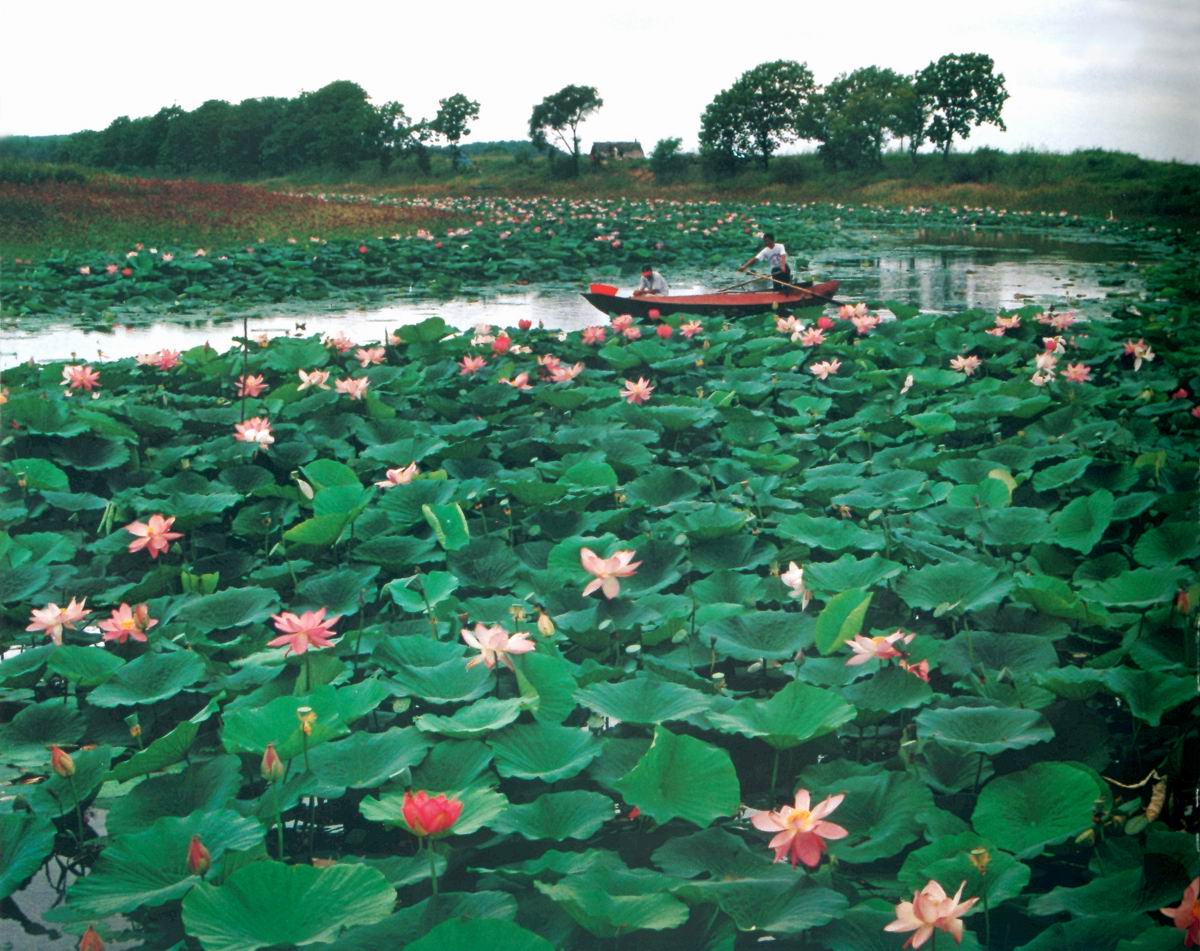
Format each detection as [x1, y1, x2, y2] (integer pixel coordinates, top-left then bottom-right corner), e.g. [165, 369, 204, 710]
[518, 318, 533, 331]
[620, 378, 654, 404]
[580, 547, 641, 599]
[297, 369, 331, 391]
[234, 416, 274, 447]
[1063, 363, 1091, 383]
[647, 308, 661, 320]
[885, 880, 979, 948]
[780, 562, 811, 610]
[680, 321, 702, 339]
[98, 602, 156, 644]
[611, 314, 634, 332]
[492, 334, 512, 355]
[402, 790, 463, 837]
[355, 347, 386, 367]
[1161, 876, 1200, 947]
[1124, 338, 1155, 370]
[846, 630, 915, 666]
[500, 372, 532, 390]
[375, 463, 418, 488]
[105, 263, 119, 274]
[777, 315, 801, 335]
[161, 252, 174, 263]
[537, 354, 563, 374]
[1034, 351, 1058, 373]
[751, 788, 848, 868]
[656, 323, 673, 338]
[995, 314, 1021, 330]
[985, 328, 1007, 337]
[800, 327, 825, 347]
[549, 362, 584, 383]
[459, 355, 486, 376]
[1171, 388, 1190, 399]
[26, 598, 88, 645]
[336, 377, 370, 400]
[125, 514, 183, 560]
[1030, 371, 1053, 387]
[268, 607, 340, 655]
[461, 622, 535, 671]
[900, 658, 931, 683]
[236, 374, 268, 397]
[62, 365, 101, 391]
[852, 314, 880, 335]
[839, 302, 868, 321]
[153, 349, 181, 371]
[810, 359, 841, 380]
[949, 355, 981, 376]
[582, 326, 607, 345]
[326, 332, 354, 353]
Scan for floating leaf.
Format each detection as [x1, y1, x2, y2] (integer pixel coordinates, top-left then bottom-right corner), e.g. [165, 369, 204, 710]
[613, 726, 740, 828]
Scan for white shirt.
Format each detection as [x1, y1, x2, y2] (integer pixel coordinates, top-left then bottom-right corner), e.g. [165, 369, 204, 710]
[754, 243, 788, 272]
[636, 270, 669, 294]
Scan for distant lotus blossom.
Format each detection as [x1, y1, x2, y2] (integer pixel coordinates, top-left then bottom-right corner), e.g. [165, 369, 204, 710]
[518, 318, 532, 331]
[459, 355, 486, 376]
[268, 607, 340, 655]
[537, 354, 563, 374]
[126, 514, 183, 560]
[234, 416, 274, 447]
[375, 463, 419, 488]
[1049, 311, 1077, 331]
[79, 266, 91, 275]
[777, 315, 801, 335]
[402, 790, 463, 838]
[995, 314, 1021, 330]
[1063, 363, 1091, 383]
[1030, 371, 1053, 387]
[799, 328, 826, 347]
[809, 359, 841, 380]
[1034, 352, 1058, 373]
[492, 334, 512, 355]
[846, 630, 916, 666]
[985, 327, 1007, 337]
[336, 377, 370, 400]
[780, 562, 811, 610]
[838, 302, 869, 321]
[62, 364, 101, 391]
[500, 372, 532, 390]
[297, 369, 331, 391]
[851, 314, 880, 335]
[647, 308, 661, 319]
[899, 658, 931, 683]
[620, 377, 654, 404]
[255, 334, 271, 348]
[1043, 336, 1065, 353]
[1171, 388, 1189, 399]
[326, 332, 354, 353]
[461, 622, 535, 671]
[161, 252, 174, 263]
[389, 332, 402, 345]
[680, 321, 703, 339]
[817, 315, 835, 330]
[949, 355, 982, 376]
[751, 789, 848, 868]
[1161, 877, 1200, 947]
[236, 374, 268, 397]
[901, 373, 915, 395]
[611, 314, 634, 332]
[98, 603, 156, 644]
[26, 597, 88, 645]
[106, 263, 119, 274]
[1192, 406, 1200, 419]
[582, 326, 607, 345]
[1124, 339, 1155, 370]
[885, 880, 979, 949]
[549, 362, 584, 383]
[355, 347, 386, 367]
[580, 547, 641, 599]
[194, 249, 207, 257]
[653, 323, 672, 338]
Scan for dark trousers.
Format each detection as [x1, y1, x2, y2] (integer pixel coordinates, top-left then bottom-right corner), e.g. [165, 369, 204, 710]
[771, 267, 793, 292]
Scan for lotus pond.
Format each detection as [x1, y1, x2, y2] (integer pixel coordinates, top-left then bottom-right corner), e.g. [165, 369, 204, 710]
[0, 198, 1197, 951]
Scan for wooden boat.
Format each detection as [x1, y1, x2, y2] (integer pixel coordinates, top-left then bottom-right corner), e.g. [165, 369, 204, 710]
[582, 280, 840, 319]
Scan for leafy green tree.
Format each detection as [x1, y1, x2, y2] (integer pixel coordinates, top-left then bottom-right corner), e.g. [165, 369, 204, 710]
[916, 53, 1009, 157]
[810, 67, 916, 170]
[218, 97, 288, 176]
[373, 101, 430, 173]
[699, 61, 817, 170]
[649, 137, 688, 182]
[528, 85, 603, 177]
[430, 94, 480, 171]
[159, 100, 233, 173]
[300, 80, 379, 172]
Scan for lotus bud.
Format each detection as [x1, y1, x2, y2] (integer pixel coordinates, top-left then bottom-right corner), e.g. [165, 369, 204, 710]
[1176, 589, 1191, 615]
[79, 926, 105, 951]
[969, 847, 991, 875]
[292, 474, 314, 500]
[537, 612, 555, 637]
[187, 834, 211, 875]
[51, 745, 75, 778]
[508, 604, 527, 622]
[296, 706, 317, 736]
[261, 742, 285, 782]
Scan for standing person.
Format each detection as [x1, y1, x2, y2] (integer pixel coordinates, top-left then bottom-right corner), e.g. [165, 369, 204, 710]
[632, 264, 670, 297]
[738, 232, 792, 291]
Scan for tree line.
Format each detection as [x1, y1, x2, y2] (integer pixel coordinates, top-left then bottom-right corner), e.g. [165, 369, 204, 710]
[37, 53, 1005, 178]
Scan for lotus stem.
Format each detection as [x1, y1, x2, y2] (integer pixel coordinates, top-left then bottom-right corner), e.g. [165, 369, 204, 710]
[974, 752, 986, 796]
[770, 749, 780, 796]
[66, 774, 84, 842]
[427, 837, 439, 898]
[303, 652, 312, 694]
[276, 796, 285, 860]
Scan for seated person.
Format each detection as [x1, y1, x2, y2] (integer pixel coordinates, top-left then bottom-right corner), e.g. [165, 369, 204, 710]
[632, 264, 670, 297]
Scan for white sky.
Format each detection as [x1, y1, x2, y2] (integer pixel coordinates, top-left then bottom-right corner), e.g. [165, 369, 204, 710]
[4, 0, 1198, 162]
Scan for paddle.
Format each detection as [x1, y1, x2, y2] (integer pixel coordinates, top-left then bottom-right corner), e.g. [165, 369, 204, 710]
[712, 275, 767, 294]
[743, 268, 845, 305]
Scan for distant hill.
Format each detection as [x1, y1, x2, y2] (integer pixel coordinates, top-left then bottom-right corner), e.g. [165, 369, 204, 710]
[0, 135, 71, 162]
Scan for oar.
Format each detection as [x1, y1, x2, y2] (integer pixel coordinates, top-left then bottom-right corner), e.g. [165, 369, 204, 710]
[745, 269, 845, 305]
[712, 275, 766, 294]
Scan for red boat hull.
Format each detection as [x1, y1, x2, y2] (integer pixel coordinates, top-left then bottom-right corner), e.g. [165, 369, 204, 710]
[582, 281, 839, 319]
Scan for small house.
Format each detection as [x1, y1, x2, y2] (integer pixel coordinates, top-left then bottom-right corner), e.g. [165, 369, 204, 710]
[589, 141, 645, 162]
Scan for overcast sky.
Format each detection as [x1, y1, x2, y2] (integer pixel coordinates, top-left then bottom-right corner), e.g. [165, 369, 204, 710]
[4, 0, 1198, 162]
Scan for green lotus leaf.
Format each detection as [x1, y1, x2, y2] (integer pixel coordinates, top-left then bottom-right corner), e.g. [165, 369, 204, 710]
[1032, 456, 1092, 491]
[403, 918, 554, 951]
[107, 755, 243, 836]
[1085, 567, 1185, 607]
[182, 860, 395, 950]
[0, 698, 87, 768]
[1050, 489, 1113, 554]
[334, 891, 518, 950]
[842, 665, 933, 713]
[107, 699, 219, 783]
[409, 739, 494, 791]
[415, 696, 526, 739]
[221, 681, 388, 760]
[27, 746, 113, 817]
[1134, 521, 1200, 567]
[703, 610, 811, 661]
[514, 651, 579, 724]
[972, 762, 1103, 858]
[898, 833, 1031, 907]
[575, 675, 711, 725]
[63, 809, 263, 917]
[0, 563, 51, 603]
[534, 866, 689, 937]
[777, 513, 885, 552]
[895, 561, 1012, 615]
[306, 727, 431, 797]
[46, 645, 124, 686]
[613, 726, 740, 828]
[173, 585, 282, 633]
[707, 680, 856, 749]
[915, 706, 1055, 755]
[489, 722, 601, 782]
[88, 651, 206, 707]
[0, 644, 55, 686]
[0, 814, 56, 900]
[679, 878, 849, 936]
[814, 587, 874, 655]
[806, 554, 904, 593]
[493, 790, 613, 841]
[1100, 668, 1196, 727]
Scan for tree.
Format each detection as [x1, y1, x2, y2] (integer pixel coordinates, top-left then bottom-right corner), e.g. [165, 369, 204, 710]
[809, 67, 916, 170]
[372, 101, 430, 173]
[916, 53, 1009, 157]
[699, 61, 817, 170]
[528, 85, 603, 177]
[649, 137, 688, 182]
[430, 94, 480, 171]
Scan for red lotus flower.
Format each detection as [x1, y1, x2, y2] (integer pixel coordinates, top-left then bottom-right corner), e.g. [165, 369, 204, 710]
[121, 267, 133, 277]
[518, 318, 533, 331]
[751, 788, 848, 868]
[268, 607, 340, 655]
[261, 743, 285, 781]
[358, 245, 368, 254]
[580, 547, 641, 599]
[1161, 876, 1200, 947]
[402, 790, 463, 837]
[656, 323, 673, 338]
[187, 835, 211, 875]
[125, 514, 183, 560]
[79, 926, 105, 951]
[51, 745, 76, 778]
[885, 880, 979, 948]
[98, 602, 156, 644]
[647, 308, 661, 320]
[492, 334, 512, 355]
[817, 316, 835, 330]
[1171, 387, 1189, 399]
